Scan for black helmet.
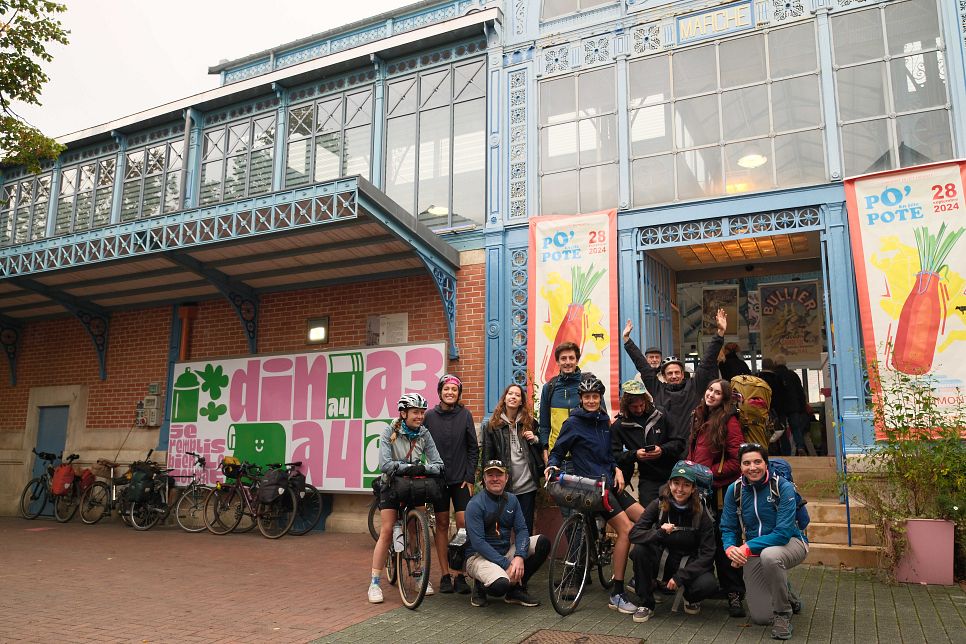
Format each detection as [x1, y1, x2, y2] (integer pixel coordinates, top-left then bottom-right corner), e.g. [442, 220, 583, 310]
[437, 373, 463, 396]
[577, 376, 605, 396]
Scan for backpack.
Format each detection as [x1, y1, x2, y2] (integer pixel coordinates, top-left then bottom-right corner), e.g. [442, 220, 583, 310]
[51, 464, 75, 496]
[733, 458, 810, 539]
[258, 468, 289, 504]
[124, 468, 154, 503]
[730, 375, 773, 446]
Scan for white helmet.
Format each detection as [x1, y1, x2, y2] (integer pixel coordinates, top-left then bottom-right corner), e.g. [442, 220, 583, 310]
[397, 393, 428, 412]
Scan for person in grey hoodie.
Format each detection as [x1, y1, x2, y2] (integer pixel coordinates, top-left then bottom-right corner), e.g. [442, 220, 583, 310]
[424, 374, 479, 594]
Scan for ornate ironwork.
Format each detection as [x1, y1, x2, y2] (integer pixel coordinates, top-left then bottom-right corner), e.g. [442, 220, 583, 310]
[543, 44, 571, 75]
[416, 256, 459, 360]
[632, 24, 662, 54]
[509, 247, 528, 387]
[583, 36, 610, 66]
[637, 207, 824, 250]
[772, 0, 806, 22]
[508, 70, 528, 221]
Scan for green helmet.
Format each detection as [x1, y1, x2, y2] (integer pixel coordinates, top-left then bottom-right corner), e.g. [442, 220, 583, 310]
[620, 379, 649, 397]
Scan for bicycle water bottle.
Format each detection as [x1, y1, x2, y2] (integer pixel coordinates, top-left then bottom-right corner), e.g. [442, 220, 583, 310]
[393, 521, 404, 552]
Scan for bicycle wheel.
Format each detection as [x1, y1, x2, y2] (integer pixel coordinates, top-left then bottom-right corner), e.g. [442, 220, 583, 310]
[596, 524, 616, 591]
[290, 484, 323, 536]
[129, 498, 162, 531]
[19, 478, 47, 519]
[549, 513, 590, 616]
[368, 497, 380, 541]
[53, 487, 80, 522]
[398, 508, 431, 609]
[80, 481, 110, 524]
[256, 488, 297, 539]
[175, 485, 211, 533]
[386, 546, 398, 585]
[205, 486, 242, 535]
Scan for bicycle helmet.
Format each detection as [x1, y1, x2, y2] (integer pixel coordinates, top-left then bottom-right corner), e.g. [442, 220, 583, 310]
[437, 373, 463, 396]
[660, 355, 685, 375]
[577, 375, 605, 396]
[397, 393, 429, 412]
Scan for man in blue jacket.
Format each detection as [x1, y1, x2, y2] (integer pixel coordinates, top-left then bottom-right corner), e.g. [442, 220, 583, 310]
[720, 444, 808, 640]
[464, 460, 550, 608]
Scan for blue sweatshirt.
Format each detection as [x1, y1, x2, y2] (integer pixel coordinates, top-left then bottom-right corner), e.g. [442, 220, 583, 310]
[464, 491, 529, 569]
[547, 406, 618, 488]
[719, 472, 805, 555]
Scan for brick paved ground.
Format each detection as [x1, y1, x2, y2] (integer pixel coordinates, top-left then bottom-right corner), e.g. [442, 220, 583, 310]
[1, 517, 963, 643]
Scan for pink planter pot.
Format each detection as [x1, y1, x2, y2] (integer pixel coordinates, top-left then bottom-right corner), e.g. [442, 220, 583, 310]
[895, 518, 955, 586]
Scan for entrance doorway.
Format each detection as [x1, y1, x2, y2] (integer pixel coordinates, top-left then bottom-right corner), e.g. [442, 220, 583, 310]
[30, 406, 70, 516]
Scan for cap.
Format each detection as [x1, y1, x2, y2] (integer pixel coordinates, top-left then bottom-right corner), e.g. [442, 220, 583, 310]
[483, 459, 507, 474]
[668, 460, 698, 484]
[620, 378, 649, 396]
[644, 347, 662, 355]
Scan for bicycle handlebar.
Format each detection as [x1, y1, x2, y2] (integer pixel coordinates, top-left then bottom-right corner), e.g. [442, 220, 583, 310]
[32, 448, 61, 462]
[186, 451, 206, 468]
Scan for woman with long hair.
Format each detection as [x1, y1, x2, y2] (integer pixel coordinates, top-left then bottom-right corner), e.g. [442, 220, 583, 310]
[480, 383, 545, 532]
[686, 377, 745, 617]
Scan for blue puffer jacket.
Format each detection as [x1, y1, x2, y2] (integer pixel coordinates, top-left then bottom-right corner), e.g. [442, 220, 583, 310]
[547, 406, 617, 487]
[719, 472, 805, 555]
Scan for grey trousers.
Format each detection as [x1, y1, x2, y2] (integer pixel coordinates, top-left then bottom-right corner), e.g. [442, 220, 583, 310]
[743, 538, 808, 625]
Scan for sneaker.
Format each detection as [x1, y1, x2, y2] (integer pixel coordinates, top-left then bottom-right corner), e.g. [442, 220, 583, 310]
[454, 574, 471, 595]
[684, 600, 701, 615]
[425, 579, 434, 596]
[505, 587, 540, 607]
[367, 583, 384, 604]
[438, 575, 454, 594]
[728, 592, 746, 618]
[790, 596, 802, 615]
[632, 606, 653, 623]
[608, 593, 638, 614]
[471, 580, 488, 607]
[626, 577, 636, 594]
[771, 612, 793, 640]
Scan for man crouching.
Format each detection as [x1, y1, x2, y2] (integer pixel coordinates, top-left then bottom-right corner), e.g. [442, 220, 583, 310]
[464, 460, 550, 607]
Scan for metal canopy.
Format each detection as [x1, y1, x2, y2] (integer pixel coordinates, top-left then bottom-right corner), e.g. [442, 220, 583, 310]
[0, 176, 461, 381]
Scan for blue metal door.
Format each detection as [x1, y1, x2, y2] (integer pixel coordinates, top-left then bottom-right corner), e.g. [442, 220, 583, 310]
[32, 406, 69, 479]
[640, 253, 674, 355]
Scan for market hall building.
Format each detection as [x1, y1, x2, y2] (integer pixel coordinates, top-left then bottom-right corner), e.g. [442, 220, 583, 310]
[0, 0, 962, 556]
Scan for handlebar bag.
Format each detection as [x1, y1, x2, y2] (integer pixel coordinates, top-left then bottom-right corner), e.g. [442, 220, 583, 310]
[51, 464, 76, 496]
[391, 475, 443, 509]
[547, 473, 607, 512]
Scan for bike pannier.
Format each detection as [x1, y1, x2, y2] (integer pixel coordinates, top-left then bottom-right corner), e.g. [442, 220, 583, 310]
[547, 473, 607, 512]
[124, 469, 153, 503]
[258, 468, 289, 504]
[221, 456, 242, 480]
[78, 468, 96, 494]
[51, 463, 75, 496]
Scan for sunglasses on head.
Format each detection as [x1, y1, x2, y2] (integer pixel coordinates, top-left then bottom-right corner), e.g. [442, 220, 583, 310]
[739, 442, 764, 450]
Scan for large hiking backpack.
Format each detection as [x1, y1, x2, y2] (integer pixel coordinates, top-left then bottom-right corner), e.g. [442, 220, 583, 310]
[258, 468, 289, 504]
[51, 463, 75, 496]
[730, 375, 774, 446]
[733, 457, 810, 537]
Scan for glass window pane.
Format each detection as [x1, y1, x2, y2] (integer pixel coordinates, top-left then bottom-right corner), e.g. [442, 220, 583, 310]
[92, 190, 112, 227]
[345, 89, 373, 128]
[896, 109, 952, 167]
[142, 175, 162, 218]
[629, 55, 670, 108]
[385, 114, 417, 213]
[417, 107, 451, 219]
[452, 99, 485, 227]
[163, 173, 181, 213]
[453, 60, 486, 102]
[314, 133, 341, 182]
[79, 164, 95, 192]
[772, 76, 822, 132]
[674, 94, 719, 148]
[724, 138, 773, 195]
[890, 51, 947, 113]
[578, 67, 616, 117]
[223, 155, 248, 201]
[0, 210, 12, 244]
[630, 104, 672, 156]
[721, 85, 769, 141]
[286, 138, 311, 187]
[248, 149, 274, 195]
[542, 0, 577, 20]
[632, 155, 675, 206]
[420, 69, 451, 111]
[540, 171, 578, 215]
[579, 164, 618, 212]
[199, 160, 223, 205]
[579, 115, 618, 164]
[343, 126, 371, 181]
[59, 169, 76, 197]
[73, 192, 93, 230]
[774, 129, 826, 187]
[317, 98, 343, 134]
[837, 62, 887, 121]
[289, 105, 314, 137]
[832, 8, 883, 65]
[227, 123, 250, 154]
[539, 76, 576, 125]
[14, 208, 29, 242]
[769, 22, 817, 78]
[120, 181, 140, 221]
[672, 44, 717, 96]
[842, 118, 893, 176]
[676, 147, 722, 200]
[885, 0, 941, 55]
[541, 122, 578, 172]
[31, 205, 47, 240]
[387, 77, 417, 117]
[36, 176, 50, 204]
[252, 116, 275, 150]
[125, 151, 144, 180]
[203, 130, 224, 161]
[168, 141, 184, 171]
[719, 35, 765, 88]
[146, 146, 165, 175]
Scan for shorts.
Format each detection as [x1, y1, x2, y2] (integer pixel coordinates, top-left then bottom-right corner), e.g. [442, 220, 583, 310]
[600, 487, 638, 521]
[437, 482, 471, 513]
[465, 536, 541, 586]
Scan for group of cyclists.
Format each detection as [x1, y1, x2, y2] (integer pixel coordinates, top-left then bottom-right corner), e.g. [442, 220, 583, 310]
[369, 309, 808, 640]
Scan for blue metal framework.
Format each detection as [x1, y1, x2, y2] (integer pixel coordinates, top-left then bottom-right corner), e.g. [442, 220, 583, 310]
[635, 207, 824, 250]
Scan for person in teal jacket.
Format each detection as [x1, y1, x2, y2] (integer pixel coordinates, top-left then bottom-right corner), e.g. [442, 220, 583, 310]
[719, 444, 807, 641]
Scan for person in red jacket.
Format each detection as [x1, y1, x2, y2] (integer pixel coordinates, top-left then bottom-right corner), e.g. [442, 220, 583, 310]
[686, 378, 745, 617]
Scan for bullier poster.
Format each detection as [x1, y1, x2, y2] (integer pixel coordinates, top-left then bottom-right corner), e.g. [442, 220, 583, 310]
[759, 280, 822, 369]
[845, 160, 966, 428]
[165, 342, 446, 492]
[528, 209, 619, 416]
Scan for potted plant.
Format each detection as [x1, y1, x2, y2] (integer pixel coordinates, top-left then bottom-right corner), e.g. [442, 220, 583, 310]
[847, 366, 965, 584]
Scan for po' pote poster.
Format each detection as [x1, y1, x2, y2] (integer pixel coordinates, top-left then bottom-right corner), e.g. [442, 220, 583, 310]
[529, 209, 619, 418]
[845, 160, 966, 430]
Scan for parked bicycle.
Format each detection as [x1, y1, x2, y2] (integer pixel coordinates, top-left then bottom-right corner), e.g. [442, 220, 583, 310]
[204, 458, 297, 539]
[545, 468, 617, 616]
[380, 473, 435, 610]
[368, 494, 450, 542]
[127, 451, 176, 531]
[20, 449, 80, 521]
[171, 451, 213, 533]
[80, 458, 134, 525]
[273, 461, 323, 537]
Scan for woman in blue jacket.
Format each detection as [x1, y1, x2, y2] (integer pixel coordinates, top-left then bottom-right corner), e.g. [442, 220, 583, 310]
[719, 444, 807, 640]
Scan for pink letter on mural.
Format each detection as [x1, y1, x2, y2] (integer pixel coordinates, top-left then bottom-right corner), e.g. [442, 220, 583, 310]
[365, 350, 402, 418]
[325, 419, 363, 489]
[230, 360, 261, 422]
[405, 347, 444, 405]
[260, 358, 294, 421]
[293, 354, 328, 421]
[290, 421, 325, 486]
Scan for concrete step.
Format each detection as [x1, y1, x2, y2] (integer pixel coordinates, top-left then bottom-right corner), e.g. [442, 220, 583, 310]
[807, 499, 870, 524]
[806, 522, 881, 546]
[804, 542, 882, 569]
[780, 456, 840, 497]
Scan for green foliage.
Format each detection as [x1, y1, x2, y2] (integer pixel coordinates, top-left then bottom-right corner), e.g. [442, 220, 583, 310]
[847, 367, 966, 580]
[0, 1, 69, 172]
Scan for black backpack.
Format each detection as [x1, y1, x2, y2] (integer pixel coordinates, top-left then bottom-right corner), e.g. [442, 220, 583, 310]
[258, 468, 289, 504]
[124, 468, 153, 503]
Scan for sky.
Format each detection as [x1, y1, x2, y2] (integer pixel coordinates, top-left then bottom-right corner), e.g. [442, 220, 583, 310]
[15, 0, 414, 139]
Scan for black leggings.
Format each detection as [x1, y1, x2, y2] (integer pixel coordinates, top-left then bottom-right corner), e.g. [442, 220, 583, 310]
[710, 492, 745, 595]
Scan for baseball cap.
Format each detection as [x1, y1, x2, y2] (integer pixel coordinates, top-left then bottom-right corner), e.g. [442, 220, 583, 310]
[483, 460, 507, 474]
